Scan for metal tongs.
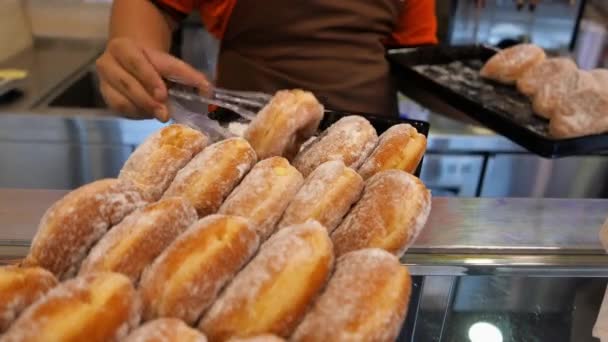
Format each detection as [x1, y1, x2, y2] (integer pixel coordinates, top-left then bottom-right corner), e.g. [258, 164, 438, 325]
[165, 76, 272, 140]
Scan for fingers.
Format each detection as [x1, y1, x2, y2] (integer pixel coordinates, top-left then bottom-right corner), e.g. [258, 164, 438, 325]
[144, 47, 211, 94]
[96, 54, 169, 121]
[99, 80, 140, 119]
[107, 39, 167, 102]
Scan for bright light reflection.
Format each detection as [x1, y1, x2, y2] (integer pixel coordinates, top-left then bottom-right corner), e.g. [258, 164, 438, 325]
[468, 321, 503, 342]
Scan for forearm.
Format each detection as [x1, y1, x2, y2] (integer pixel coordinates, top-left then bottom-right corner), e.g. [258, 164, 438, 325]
[109, 0, 175, 52]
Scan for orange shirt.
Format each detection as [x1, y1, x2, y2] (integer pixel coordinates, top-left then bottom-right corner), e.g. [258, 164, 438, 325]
[156, 0, 437, 46]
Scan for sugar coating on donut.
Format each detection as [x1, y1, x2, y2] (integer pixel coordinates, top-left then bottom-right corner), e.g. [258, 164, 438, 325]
[516, 57, 577, 96]
[293, 116, 378, 177]
[0, 266, 58, 333]
[123, 318, 207, 342]
[278, 160, 363, 232]
[163, 138, 257, 216]
[244, 89, 324, 160]
[358, 123, 426, 180]
[120, 124, 208, 201]
[1, 272, 141, 342]
[228, 335, 285, 342]
[480, 43, 546, 84]
[23, 179, 146, 280]
[220, 157, 304, 240]
[200, 221, 334, 339]
[533, 69, 598, 119]
[79, 197, 197, 283]
[139, 215, 260, 325]
[332, 170, 431, 257]
[291, 248, 411, 342]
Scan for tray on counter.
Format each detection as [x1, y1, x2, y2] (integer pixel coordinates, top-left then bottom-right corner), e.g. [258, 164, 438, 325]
[209, 108, 430, 177]
[388, 45, 608, 158]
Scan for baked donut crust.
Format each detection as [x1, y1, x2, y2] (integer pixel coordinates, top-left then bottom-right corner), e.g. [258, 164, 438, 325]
[1, 272, 141, 342]
[79, 197, 197, 283]
[480, 43, 546, 84]
[139, 215, 259, 326]
[119, 124, 208, 201]
[0, 266, 58, 333]
[163, 138, 257, 217]
[332, 170, 431, 257]
[123, 318, 207, 342]
[199, 221, 334, 340]
[358, 124, 427, 180]
[278, 160, 363, 233]
[219, 157, 304, 240]
[533, 69, 597, 119]
[22, 178, 146, 279]
[244, 89, 324, 160]
[293, 115, 378, 177]
[549, 87, 608, 138]
[227, 335, 285, 342]
[516, 57, 577, 97]
[291, 249, 412, 342]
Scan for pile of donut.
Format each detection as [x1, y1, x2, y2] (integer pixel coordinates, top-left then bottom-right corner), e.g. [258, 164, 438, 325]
[480, 43, 608, 139]
[0, 89, 431, 342]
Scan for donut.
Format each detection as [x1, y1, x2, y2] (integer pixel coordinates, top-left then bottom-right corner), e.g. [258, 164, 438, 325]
[199, 221, 334, 340]
[1, 272, 141, 342]
[358, 124, 427, 180]
[123, 318, 207, 342]
[244, 89, 324, 160]
[163, 138, 257, 216]
[291, 249, 412, 342]
[139, 215, 259, 325]
[480, 43, 546, 84]
[293, 115, 378, 177]
[0, 266, 58, 333]
[591, 69, 608, 89]
[516, 57, 577, 96]
[79, 197, 197, 283]
[227, 335, 285, 342]
[119, 124, 208, 201]
[332, 170, 431, 257]
[22, 178, 146, 279]
[219, 157, 304, 240]
[549, 87, 608, 138]
[278, 160, 363, 233]
[533, 69, 597, 119]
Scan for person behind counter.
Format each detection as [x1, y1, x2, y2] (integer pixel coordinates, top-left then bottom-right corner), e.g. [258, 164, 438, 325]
[95, 0, 438, 122]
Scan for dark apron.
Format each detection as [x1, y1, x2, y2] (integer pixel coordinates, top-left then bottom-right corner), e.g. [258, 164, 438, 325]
[216, 0, 402, 117]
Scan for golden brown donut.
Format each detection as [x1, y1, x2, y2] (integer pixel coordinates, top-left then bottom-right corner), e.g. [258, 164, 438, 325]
[119, 124, 208, 201]
[591, 69, 608, 89]
[227, 335, 285, 342]
[549, 88, 608, 138]
[199, 221, 334, 340]
[0, 266, 58, 333]
[1, 272, 141, 342]
[293, 115, 378, 177]
[22, 178, 146, 280]
[480, 43, 546, 84]
[332, 170, 431, 257]
[244, 89, 324, 160]
[163, 138, 257, 216]
[219, 157, 304, 240]
[278, 160, 363, 233]
[532, 69, 597, 119]
[358, 124, 427, 180]
[79, 197, 197, 283]
[139, 215, 259, 325]
[516, 57, 578, 96]
[291, 249, 412, 342]
[123, 318, 207, 342]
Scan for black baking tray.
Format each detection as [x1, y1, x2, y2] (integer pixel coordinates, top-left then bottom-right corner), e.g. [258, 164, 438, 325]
[209, 108, 430, 177]
[388, 45, 608, 158]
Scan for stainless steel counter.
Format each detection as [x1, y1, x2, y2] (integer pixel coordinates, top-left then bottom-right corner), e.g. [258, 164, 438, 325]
[0, 38, 103, 111]
[1, 192, 606, 276]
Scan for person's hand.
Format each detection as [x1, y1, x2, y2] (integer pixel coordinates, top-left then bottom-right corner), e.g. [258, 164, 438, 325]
[96, 37, 209, 122]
